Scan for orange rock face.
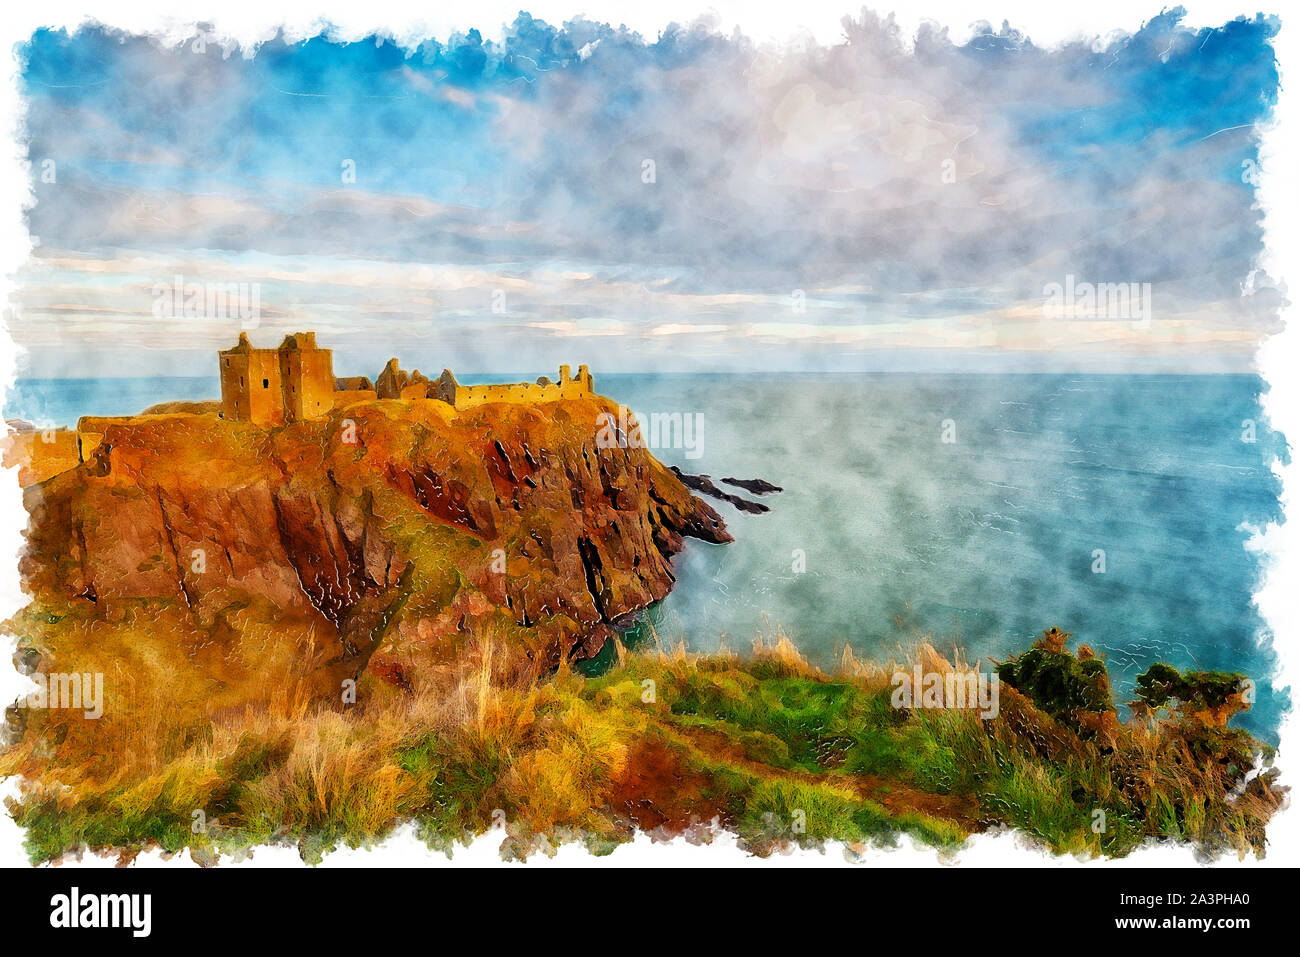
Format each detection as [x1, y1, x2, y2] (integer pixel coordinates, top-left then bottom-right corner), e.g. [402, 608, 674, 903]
[19, 395, 730, 694]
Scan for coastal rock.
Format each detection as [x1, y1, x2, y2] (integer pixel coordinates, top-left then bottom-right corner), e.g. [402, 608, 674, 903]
[668, 466, 769, 514]
[19, 395, 730, 692]
[720, 477, 783, 495]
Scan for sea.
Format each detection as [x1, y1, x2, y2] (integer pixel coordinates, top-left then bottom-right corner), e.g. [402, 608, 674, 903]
[7, 372, 1288, 741]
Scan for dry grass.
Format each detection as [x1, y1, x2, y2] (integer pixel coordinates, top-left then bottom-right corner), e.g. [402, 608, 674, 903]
[1, 612, 1285, 864]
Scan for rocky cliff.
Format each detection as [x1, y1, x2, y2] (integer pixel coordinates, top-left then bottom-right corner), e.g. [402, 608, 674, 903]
[18, 395, 729, 696]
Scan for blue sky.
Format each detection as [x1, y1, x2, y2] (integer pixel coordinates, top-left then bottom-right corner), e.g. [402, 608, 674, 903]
[10, 7, 1284, 377]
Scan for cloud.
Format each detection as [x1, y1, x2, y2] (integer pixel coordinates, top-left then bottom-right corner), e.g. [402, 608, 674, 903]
[10, 10, 1283, 374]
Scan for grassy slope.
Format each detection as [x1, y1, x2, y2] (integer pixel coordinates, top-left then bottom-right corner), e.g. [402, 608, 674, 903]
[2, 627, 1282, 864]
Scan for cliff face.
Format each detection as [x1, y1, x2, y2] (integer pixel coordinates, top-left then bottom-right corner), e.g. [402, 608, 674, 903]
[19, 395, 729, 694]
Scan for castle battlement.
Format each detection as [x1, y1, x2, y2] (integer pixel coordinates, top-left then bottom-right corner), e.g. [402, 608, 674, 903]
[218, 332, 593, 424]
[432, 365, 593, 410]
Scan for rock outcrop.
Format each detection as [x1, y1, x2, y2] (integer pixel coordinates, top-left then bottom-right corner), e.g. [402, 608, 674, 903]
[668, 466, 769, 514]
[19, 394, 730, 694]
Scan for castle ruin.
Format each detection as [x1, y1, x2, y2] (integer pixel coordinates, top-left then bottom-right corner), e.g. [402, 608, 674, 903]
[219, 331, 336, 425]
[8, 332, 597, 487]
[218, 331, 593, 424]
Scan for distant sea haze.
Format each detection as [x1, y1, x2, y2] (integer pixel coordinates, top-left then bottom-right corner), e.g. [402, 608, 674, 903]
[7, 372, 1286, 741]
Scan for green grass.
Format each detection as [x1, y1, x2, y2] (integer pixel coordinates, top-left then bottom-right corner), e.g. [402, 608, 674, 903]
[2, 633, 1285, 864]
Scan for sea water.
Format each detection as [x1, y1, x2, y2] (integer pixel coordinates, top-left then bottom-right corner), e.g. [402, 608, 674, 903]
[601, 373, 1287, 742]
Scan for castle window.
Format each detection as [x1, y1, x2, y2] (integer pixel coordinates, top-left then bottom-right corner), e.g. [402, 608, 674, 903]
[263, 379, 269, 389]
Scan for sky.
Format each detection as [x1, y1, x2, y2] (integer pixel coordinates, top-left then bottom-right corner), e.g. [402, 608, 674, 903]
[6, 7, 1286, 378]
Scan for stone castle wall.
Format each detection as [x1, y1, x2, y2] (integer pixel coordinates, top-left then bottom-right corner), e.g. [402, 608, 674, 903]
[450, 376, 592, 410]
[3, 428, 81, 487]
[7, 413, 200, 488]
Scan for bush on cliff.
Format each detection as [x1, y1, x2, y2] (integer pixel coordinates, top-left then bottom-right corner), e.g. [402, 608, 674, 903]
[995, 627, 1112, 721]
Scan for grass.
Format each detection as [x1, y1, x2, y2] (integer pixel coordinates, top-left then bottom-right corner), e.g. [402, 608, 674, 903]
[1, 619, 1285, 865]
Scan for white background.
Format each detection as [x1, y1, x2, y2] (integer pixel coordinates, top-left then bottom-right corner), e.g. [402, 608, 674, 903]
[0, 0, 1295, 868]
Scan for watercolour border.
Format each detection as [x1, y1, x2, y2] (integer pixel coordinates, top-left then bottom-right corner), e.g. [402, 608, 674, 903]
[0, 0, 1295, 868]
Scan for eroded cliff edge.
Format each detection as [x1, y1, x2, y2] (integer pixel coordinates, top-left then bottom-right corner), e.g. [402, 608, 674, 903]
[18, 394, 729, 698]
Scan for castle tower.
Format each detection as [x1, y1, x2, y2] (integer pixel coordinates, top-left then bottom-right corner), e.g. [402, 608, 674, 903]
[277, 332, 335, 421]
[219, 332, 335, 425]
[220, 332, 285, 425]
